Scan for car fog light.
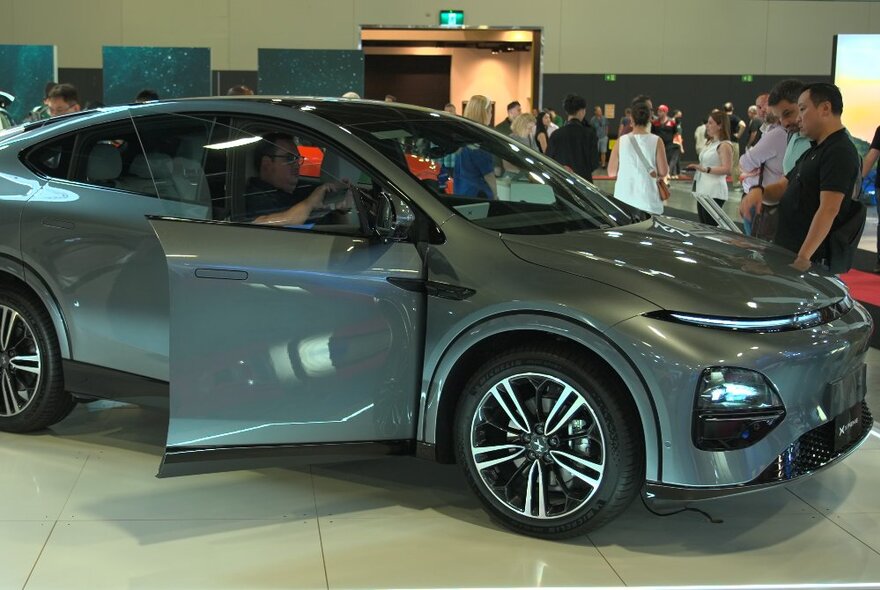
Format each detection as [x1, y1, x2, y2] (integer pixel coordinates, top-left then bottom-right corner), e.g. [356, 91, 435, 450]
[694, 367, 785, 451]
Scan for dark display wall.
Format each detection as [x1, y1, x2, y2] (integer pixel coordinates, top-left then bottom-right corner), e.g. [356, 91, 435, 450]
[258, 49, 364, 97]
[102, 46, 211, 106]
[0, 45, 56, 121]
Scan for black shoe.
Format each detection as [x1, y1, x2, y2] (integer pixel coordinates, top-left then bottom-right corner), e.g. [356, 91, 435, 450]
[873, 262, 880, 273]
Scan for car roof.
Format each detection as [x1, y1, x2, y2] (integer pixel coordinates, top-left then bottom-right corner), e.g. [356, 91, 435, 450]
[144, 96, 449, 126]
[3, 97, 453, 147]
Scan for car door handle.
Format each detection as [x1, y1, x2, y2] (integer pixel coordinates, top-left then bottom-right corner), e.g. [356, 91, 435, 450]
[387, 277, 475, 301]
[41, 218, 75, 230]
[194, 268, 249, 281]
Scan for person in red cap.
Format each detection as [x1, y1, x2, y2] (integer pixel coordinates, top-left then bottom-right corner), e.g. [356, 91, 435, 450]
[651, 105, 678, 181]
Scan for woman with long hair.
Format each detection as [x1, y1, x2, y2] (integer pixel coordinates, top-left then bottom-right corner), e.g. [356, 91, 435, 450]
[455, 95, 497, 199]
[687, 109, 734, 225]
[535, 111, 551, 153]
[607, 101, 669, 215]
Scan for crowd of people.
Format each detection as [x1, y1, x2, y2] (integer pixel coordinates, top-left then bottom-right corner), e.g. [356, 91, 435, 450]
[452, 81, 874, 274]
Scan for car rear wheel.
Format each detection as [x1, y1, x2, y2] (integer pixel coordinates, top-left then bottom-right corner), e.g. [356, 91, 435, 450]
[0, 289, 74, 432]
[455, 346, 643, 538]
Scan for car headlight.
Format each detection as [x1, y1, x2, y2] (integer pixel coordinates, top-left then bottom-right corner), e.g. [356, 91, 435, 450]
[698, 367, 783, 411]
[694, 367, 786, 451]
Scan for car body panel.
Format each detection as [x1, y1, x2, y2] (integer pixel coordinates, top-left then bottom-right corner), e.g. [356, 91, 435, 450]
[148, 217, 425, 448]
[21, 179, 209, 381]
[608, 302, 872, 487]
[416, 214, 663, 473]
[503, 215, 848, 318]
[0, 148, 42, 279]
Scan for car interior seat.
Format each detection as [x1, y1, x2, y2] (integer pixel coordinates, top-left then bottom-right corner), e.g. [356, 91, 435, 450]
[85, 143, 123, 187]
[124, 152, 172, 195]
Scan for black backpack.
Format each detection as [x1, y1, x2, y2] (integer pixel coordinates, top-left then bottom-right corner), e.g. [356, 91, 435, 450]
[822, 159, 867, 274]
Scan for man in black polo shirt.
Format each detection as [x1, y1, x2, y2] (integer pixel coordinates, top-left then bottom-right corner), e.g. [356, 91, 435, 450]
[740, 83, 861, 271]
[245, 133, 347, 225]
[546, 94, 600, 182]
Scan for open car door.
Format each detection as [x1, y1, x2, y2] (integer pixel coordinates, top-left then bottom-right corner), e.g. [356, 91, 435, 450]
[148, 217, 426, 476]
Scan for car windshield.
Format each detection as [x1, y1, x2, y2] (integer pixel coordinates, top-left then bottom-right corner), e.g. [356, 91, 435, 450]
[342, 114, 630, 235]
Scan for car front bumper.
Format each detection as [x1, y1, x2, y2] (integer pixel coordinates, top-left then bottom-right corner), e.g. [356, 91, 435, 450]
[608, 301, 874, 489]
[645, 400, 873, 501]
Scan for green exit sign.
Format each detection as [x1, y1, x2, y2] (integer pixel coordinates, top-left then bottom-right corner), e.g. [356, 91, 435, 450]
[604, 74, 616, 82]
[439, 10, 464, 26]
[741, 74, 754, 82]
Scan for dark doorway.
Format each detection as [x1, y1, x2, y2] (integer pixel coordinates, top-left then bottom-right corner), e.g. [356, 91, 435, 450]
[364, 55, 451, 110]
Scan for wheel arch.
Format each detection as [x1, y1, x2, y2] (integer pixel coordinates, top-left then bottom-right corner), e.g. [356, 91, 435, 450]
[420, 313, 661, 481]
[0, 264, 71, 359]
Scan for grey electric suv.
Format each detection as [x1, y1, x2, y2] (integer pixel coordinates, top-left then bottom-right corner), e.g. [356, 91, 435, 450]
[0, 97, 873, 538]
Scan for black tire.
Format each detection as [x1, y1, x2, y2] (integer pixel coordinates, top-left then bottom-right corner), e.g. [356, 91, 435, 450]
[0, 288, 75, 432]
[454, 345, 644, 539]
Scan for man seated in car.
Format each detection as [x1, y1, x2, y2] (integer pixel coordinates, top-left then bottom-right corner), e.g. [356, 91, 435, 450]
[246, 132, 349, 226]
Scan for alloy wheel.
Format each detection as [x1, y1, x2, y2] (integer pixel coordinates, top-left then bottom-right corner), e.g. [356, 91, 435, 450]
[470, 372, 606, 520]
[0, 304, 42, 417]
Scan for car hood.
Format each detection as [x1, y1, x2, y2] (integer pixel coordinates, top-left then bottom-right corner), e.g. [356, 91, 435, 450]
[502, 216, 848, 318]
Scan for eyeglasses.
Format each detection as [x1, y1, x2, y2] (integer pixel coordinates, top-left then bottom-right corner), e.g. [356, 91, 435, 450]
[266, 153, 304, 166]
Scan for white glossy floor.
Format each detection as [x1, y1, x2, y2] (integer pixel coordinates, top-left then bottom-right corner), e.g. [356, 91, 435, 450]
[1, 347, 880, 590]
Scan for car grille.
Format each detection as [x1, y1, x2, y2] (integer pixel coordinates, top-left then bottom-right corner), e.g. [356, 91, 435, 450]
[755, 401, 872, 484]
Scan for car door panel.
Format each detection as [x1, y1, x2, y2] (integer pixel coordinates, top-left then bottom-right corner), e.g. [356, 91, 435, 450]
[148, 218, 425, 450]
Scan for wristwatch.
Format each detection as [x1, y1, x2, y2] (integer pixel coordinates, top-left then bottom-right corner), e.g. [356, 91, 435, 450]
[706, 166, 711, 174]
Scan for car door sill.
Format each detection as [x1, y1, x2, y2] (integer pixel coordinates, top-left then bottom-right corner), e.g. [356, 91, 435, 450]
[158, 440, 416, 477]
[62, 360, 169, 409]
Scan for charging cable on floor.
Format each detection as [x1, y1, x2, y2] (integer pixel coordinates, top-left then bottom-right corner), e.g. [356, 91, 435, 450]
[640, 491, 724, 524]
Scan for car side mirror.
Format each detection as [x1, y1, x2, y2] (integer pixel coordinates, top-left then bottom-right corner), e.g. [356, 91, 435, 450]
[375, 191, 415, 242]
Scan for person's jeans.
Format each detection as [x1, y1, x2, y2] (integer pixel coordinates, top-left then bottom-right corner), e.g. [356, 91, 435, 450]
[666, 145, 681, 176]
[742, 195, 755, 236]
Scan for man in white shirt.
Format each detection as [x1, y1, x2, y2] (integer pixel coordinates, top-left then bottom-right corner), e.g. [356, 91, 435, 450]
[739, 112, 788, 237]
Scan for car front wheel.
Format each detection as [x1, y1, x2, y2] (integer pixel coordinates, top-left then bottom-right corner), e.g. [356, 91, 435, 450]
[0, 289, 74, 432]
[455, 346, 644, 538]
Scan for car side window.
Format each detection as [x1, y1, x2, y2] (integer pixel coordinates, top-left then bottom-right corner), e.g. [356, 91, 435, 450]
[26, 133, 77, 180]
[131, 114, 229, 212]
[220, 119, 374, 236]
[69, 120, 156, 196]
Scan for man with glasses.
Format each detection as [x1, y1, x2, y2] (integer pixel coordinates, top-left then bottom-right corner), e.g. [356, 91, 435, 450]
[46, 84, 81, 117]
[246, 133, 348, 225]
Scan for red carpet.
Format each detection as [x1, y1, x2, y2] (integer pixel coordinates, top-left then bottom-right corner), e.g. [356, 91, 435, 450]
[840, 269, 880, 308]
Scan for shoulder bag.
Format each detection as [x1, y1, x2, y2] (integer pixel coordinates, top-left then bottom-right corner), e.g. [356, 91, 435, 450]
[629, 134, 670, 201]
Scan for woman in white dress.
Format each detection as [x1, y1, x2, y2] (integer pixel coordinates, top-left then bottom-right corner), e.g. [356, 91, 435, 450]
[687, 110, 734, 225]
[607, 101, 669, 215]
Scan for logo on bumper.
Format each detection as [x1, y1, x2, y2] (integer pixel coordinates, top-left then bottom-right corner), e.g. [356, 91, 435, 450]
[839, 418, 859, 437]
